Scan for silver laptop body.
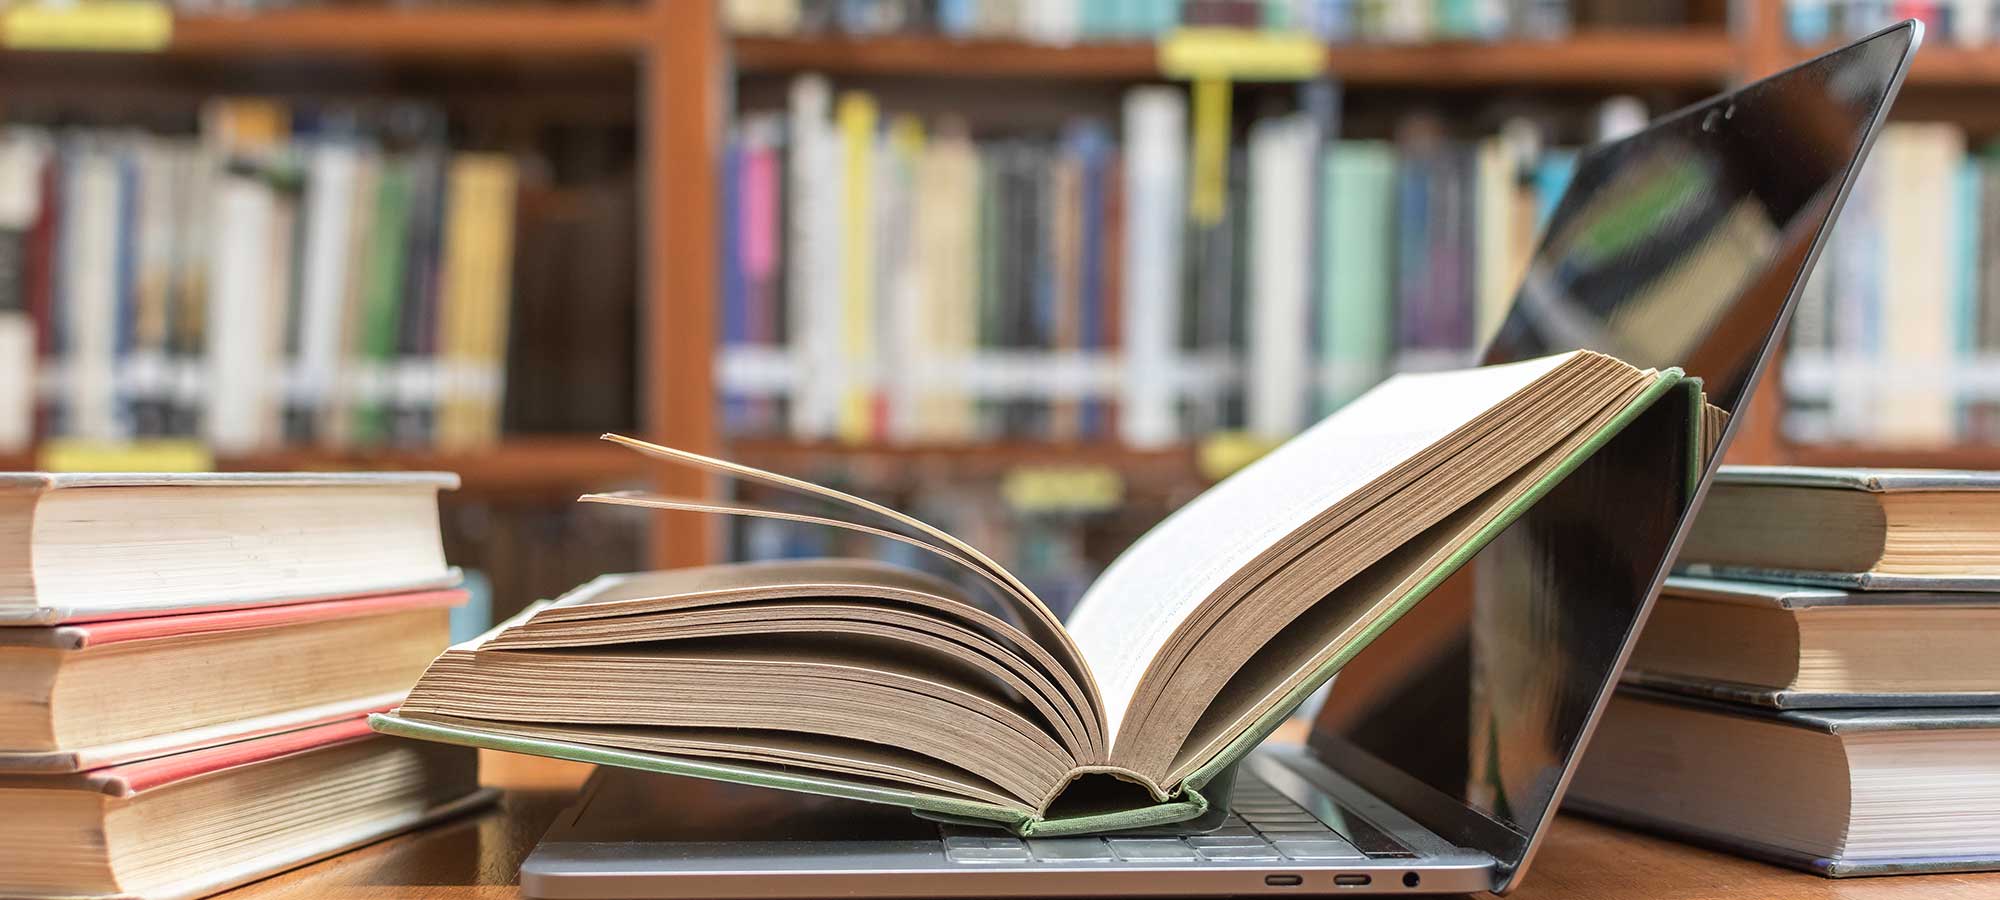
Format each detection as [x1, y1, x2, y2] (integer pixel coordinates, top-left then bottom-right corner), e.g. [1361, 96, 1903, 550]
[521, 21, 1917, 897]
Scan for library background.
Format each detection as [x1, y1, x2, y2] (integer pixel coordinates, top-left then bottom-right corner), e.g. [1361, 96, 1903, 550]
[0, 0, 1988, 623]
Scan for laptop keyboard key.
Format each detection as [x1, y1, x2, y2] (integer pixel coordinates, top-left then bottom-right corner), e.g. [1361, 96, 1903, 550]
[1027, 838, 1114, 862]
[1107, 838, 1199, 862]
[1197, 844, 1283, 861]
[1252, 822, 1336, 835]
[944, 836, 1031, 863]
[1272, 838, 1366, 860]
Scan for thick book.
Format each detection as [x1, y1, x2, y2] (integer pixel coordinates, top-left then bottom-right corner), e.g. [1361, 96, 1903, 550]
[0, 588, 464, 772]
[1568, 688, 2000, 877]
[0, 716, 492, 900]
[1677, 466, 2000, 590]
[1625, 575, 2000, 709]
[0, 471, 460, 625]
[376, 350, 1700, 836]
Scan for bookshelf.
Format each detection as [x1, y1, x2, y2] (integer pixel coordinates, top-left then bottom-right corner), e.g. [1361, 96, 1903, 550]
[9, 1, 2000, 574]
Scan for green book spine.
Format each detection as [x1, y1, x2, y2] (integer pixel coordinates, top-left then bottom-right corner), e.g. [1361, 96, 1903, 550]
[1320, 141, 1396, 415]
[353, 159, 412, 445]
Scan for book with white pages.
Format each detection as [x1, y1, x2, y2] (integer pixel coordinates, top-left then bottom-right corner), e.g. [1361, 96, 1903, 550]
[375, 350, 1710, 836]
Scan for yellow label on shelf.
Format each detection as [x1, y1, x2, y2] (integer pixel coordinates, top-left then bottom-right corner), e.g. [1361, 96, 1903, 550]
[1001, 465, 1124, 514]
[38, 438, 213, 473]
[1197, 432, 1281, 481]
[2, 1, 172, 52]
[1159, 28, 1326, 81]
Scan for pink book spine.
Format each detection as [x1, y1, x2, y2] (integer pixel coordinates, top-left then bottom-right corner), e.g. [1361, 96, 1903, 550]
[90, 715, 382, 796]
[65, 589, 467, 649]
[744, 139, 780, 345]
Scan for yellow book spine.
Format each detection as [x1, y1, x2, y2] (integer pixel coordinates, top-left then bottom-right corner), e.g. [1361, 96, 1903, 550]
[836, 91, 877, 443]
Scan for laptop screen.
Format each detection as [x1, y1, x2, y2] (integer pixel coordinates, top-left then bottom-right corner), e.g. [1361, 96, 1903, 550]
[1309, 22, 1916, 890]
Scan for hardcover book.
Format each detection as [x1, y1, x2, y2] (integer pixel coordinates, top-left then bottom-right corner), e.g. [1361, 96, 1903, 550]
[0, 588, 465, 772]
[376, 351, 1704, 835]
[0, 471, 460, 625]
[0, 716, 491, 900]
[1677, 466, 2000, 590]
[1570, 687, 2000, 877]
[1625, 575, 2000, 709]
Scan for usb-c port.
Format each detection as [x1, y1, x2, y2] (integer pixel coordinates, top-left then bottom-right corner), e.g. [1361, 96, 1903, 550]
[1264, 874, 1302, 886]
[1334, 874, 1373, 887]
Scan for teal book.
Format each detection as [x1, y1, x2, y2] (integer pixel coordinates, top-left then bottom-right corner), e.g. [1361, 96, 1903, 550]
[376, 352, 1701, 836]
[1319, 141, 1397, 414]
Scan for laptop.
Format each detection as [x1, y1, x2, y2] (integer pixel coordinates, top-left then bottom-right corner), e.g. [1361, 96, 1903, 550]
[520, 22, 1920, 898]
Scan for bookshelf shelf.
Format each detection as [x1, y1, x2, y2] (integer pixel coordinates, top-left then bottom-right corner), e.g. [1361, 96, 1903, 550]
[0, 7, 655, 58]
[0, 439, 656, 491]
[729, 439, 1203, 482]
[223, 438, 656, 489]
[733, 34, 1156, 78]
[732, 29, 1735, 86]
[1790, 42, 2000, 87]
[1781, 442, 2000, 470]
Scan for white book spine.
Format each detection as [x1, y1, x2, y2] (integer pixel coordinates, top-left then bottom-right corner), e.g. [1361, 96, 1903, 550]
[204, 171, 278, 453]
[63, 146, 125, 442]
[296, 141, 359, 418]
[1247, 116, 1313, 440]
[0, 129, 46, 453]
[787, 74, 843, 440]
[1119, 86, 1187, 449]
[1878, 125, 1963, 443]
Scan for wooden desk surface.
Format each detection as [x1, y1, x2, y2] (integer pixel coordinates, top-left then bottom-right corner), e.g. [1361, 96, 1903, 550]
[220, 751, 2000, 900]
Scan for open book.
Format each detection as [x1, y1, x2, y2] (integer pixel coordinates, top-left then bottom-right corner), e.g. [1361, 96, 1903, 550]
[374, 351, 1698, 835]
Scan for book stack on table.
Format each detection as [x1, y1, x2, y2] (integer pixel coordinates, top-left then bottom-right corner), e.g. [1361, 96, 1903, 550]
[0, 472, 492, 900]
[1569, 466, 2000, 877]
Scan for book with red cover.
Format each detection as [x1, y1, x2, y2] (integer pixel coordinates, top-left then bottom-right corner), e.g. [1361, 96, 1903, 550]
[0, 588, 466, 773]
[0, 716, 493, 900]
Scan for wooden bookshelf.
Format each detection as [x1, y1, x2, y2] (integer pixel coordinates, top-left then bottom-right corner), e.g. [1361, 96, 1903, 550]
[0, 439, 656, 491]
[729, 439, 1202, 483]
[13, 3, 2000, 569]
[734, 29, 1736, 86]
[0, 6, 652, 57]
[1781, 442, 2000, 470]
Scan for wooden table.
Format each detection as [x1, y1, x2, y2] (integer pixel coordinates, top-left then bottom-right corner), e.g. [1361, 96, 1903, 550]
[220, 751, 2000, 900]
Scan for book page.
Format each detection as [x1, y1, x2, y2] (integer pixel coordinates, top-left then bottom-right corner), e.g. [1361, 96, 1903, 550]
[1064, 351, 1580, 741]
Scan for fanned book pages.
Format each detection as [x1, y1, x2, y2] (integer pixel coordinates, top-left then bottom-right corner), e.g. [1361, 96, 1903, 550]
[375, 350, 1697, 835]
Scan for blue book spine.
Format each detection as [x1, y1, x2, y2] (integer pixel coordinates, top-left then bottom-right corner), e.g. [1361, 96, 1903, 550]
[114, 149, 139, 437]
[938, 0, 975, 36]
[1072, 122, 1111, 438]
[720, 137, 749, 433]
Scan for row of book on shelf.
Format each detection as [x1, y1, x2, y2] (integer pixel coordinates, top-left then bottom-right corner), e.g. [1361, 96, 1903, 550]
[1783, 122, 2000, 445]
[725, 0, 1590, 42]
[1787, 0, 2000, 45]
[717, 75, 1659, 447]
[0, 98, 521, 456]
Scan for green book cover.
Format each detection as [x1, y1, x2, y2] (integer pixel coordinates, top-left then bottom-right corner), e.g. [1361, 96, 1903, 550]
[352, 159, 413, 445]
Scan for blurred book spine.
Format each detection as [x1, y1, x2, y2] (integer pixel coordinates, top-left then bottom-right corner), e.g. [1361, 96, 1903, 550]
[725, 0, 1576, 42]
[717, 76, 1619, 448]
[0, 99, 523, 456]
[1786, 0, 1998, 45]
[1783, 123, 2000, 446]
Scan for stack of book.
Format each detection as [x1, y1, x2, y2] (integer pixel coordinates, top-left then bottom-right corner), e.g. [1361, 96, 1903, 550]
[1570, 466, 2000, 877]
[0, 471, 489, 900]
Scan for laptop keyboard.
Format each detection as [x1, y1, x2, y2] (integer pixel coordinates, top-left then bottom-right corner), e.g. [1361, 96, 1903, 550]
[940, 776, 1367, 864]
